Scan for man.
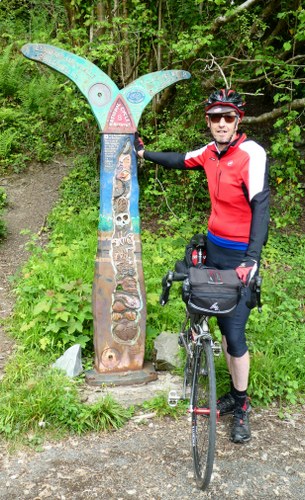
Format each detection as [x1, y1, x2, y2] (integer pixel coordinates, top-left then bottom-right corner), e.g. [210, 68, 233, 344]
[135, 88, 270, 443]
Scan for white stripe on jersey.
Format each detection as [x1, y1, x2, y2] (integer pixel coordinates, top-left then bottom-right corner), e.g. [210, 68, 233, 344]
[239, 141, 267, 201]
[185, 143, 210, 160]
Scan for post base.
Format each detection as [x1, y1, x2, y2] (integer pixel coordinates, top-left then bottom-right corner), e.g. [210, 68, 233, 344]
[85, 362, 158, 387]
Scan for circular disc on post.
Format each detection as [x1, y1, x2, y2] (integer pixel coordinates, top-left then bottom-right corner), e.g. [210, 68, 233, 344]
[88, 83, 112, 107]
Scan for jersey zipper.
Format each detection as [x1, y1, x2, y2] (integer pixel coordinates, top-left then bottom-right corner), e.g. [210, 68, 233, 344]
[210, 159, 222, 234]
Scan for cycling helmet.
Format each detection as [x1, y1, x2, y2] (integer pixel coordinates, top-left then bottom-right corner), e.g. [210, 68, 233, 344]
[205, 89, 245, 117]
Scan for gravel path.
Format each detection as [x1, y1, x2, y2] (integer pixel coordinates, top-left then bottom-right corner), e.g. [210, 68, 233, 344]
[0, 160, 304, 499]
[0, 407, 304, 499]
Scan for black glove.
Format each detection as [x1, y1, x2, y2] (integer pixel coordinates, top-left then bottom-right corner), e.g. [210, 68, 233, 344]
[134, 132, 144, 156]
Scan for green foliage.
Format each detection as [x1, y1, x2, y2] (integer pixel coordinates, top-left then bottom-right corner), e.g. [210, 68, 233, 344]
[0, 44, 95, 174]
[52, 153, 99, 215]
[19, 279, 93, 351]
[243, 234, 305, 406]
[142, 218, 208, 359]
[0, 217, 6, 240]
[142, 228, 305, 407]
[0, 186, 7, 239]
[269, 112, 305, 228]
[0, 187, 7, 209]
[11, 155, 98, 355]
[142, 392, 187, 418]
[0, 355, 132, 440]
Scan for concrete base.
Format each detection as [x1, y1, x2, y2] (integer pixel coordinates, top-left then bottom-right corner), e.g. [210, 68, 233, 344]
[85, 362, 158, 387]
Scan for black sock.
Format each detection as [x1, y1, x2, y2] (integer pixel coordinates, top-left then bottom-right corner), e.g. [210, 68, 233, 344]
[231, 387, 247, 408]
[229, 376, 234, 395]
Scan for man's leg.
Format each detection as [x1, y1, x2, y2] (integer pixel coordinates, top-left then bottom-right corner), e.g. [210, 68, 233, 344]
[218, 330, 251, 443]
[224, 335, 250, 391]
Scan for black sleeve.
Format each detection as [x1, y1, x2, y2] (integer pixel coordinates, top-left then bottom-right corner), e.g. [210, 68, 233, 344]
[246, 162, 270, 262]
[143, 150, 187, 169]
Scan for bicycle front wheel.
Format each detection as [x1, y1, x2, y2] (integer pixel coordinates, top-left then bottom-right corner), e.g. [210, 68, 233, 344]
[190, 339, 217, 490]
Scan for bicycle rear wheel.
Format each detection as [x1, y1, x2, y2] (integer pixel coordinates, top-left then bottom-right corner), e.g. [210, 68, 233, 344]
[190, 338, 217, 490]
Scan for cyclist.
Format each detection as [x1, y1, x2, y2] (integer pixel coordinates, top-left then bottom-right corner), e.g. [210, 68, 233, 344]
[135, 88, 270, 443]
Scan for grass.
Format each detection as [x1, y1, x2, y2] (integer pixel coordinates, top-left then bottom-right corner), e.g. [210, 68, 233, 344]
[1, 153, 305, 443]
[0, 349, 133, 442]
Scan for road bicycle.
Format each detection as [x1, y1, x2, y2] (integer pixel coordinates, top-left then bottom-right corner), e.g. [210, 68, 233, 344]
[159, 267, 262, 490]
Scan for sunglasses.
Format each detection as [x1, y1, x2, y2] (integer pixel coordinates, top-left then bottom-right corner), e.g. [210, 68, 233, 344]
[208, 114, 238, 124]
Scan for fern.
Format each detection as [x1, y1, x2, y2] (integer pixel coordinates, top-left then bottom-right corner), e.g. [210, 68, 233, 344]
[0, 46, 24, 98]
[0, 128, 17, 159]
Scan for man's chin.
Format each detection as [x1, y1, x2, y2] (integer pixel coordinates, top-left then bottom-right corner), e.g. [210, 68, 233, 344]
[215, 138, 229, 144]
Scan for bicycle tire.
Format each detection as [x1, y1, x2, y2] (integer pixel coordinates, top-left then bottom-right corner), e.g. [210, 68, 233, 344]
[190, 338, 217, 490]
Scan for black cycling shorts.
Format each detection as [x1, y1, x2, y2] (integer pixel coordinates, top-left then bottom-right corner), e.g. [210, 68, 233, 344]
[205, 238, 252, 358]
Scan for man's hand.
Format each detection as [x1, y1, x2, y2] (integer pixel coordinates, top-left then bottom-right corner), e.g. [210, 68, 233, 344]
[235, 258, 257, 285]
[134, 132, 145, 158]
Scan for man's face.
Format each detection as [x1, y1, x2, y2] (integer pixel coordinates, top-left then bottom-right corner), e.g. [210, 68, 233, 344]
[206, 110, 241, 148]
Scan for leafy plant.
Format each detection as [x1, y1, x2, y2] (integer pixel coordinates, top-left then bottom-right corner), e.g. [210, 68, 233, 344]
[270, 112, 305, 228]
[142, 392, 187, 418]
[0, 186, 7, 239]
[19, 279, 93, 352]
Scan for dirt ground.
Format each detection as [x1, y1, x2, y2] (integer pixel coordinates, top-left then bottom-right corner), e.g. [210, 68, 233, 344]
[0, 160, 304, 500]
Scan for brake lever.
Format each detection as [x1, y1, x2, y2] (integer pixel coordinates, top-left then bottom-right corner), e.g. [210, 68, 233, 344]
[255, 275, 263, 313]
[159, 271, 174, 306]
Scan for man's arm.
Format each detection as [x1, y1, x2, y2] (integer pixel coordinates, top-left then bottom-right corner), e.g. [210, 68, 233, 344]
[246, 185, 270, 262]
[135, 133, 202, 170]
[236, 144, 270, 283]
[143, 150, 186, 169]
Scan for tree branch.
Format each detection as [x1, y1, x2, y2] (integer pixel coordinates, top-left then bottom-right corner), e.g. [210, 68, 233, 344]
[242, 98, 305, 124]
[212, 0, 261, 32]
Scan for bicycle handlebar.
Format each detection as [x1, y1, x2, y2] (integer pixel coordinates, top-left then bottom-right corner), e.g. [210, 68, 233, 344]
[160, 271, 188, 306]
[160, 269, 263, 312]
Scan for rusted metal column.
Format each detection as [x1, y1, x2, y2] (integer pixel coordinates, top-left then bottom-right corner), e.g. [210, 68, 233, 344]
[92, 133, 147, 378]
[21, 43, 190, 385]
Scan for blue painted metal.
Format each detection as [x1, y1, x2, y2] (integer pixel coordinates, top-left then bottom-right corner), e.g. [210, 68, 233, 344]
[21, 44, 190, 131]
[21, 43, 191, 376]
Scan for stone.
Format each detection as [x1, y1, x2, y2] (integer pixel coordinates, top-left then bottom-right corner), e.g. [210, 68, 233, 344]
[52, 344, 83, 377]
[153, 331, 180, 371]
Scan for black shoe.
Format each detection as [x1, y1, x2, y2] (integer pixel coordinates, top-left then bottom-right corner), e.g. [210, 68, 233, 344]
[231, 403, 251, 443]
[217, 392, 236, 415]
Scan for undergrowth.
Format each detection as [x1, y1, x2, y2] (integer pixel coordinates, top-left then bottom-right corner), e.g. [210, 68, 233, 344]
[1, 150, 305, 442]
[0, 350, 132, 442]
[0, 186, 7, 239]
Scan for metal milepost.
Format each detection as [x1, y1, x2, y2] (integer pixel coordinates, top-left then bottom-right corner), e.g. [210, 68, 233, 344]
[21, 44, 191, 385]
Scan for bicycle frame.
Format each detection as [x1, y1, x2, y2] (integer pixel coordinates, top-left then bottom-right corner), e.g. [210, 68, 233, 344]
[162, 267, 262, 490]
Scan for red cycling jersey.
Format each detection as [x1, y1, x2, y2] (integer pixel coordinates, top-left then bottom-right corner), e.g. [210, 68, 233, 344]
[184, 133, 267, 244]
[143, 132, 269, 262]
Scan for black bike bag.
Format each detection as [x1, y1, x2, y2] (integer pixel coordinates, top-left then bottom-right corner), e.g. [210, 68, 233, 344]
[185, 267, 242, 317]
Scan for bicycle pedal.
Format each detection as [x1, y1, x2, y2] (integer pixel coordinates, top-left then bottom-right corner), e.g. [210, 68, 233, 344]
[212, 341, 222, 356]
[168, 390, 180, 407]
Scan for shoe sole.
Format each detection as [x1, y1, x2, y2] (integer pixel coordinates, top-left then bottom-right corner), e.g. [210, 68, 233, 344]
[218, 405, 252, 417]
[231, 436, 251, 443]
[218, 408, 235, 416]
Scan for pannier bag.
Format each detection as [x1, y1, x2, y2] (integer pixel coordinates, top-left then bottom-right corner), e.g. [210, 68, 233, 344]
[184, 267, 242, 317]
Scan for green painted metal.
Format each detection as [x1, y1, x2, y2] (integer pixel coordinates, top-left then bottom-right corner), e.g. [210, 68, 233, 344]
[21, 43, 190, 131]
[21, 43, 191, 379]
